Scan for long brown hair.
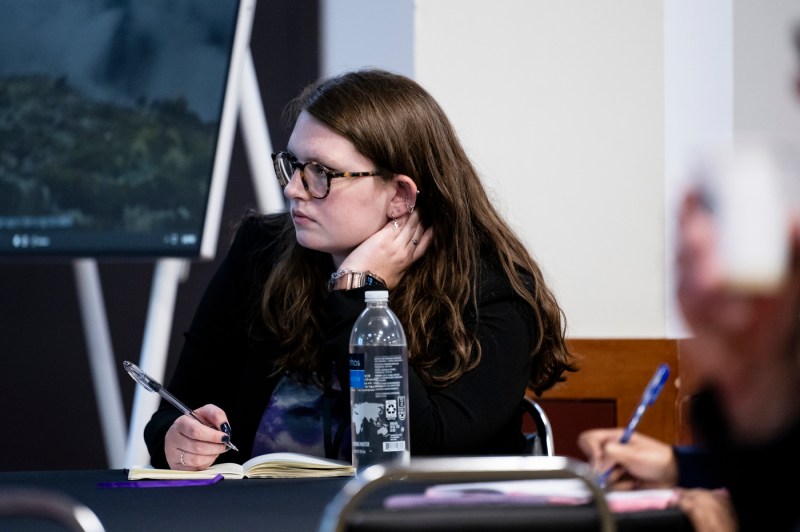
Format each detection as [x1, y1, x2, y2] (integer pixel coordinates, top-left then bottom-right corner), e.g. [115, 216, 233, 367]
[262, 69, 576, 395]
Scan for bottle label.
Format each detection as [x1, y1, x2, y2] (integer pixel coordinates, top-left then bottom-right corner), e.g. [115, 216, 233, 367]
[349, 345, 410, 468]
[349, 352, 365, 388]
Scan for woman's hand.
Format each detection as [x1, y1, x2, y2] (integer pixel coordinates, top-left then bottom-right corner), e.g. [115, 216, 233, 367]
[577, 428, 678, 489]
[164, 404, 232, 470]
[338, 210, 432, 289]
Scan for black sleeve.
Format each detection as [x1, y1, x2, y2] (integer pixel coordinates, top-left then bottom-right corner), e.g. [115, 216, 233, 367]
[674, 445, 722, 488]
[144, 214, 283, 468]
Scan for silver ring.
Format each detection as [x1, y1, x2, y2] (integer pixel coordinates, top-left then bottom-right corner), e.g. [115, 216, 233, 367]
[412, 238, 419, 246]
[179, 451, 186, 466]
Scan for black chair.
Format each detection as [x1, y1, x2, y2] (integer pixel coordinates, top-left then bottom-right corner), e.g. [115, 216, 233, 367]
[521, 396, 554, 456]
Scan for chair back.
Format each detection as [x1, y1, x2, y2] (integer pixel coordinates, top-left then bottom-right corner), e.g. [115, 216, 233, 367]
[0, 488, 105, 531]
[521, 396, 555, 456]
[318, 456, 616, 532]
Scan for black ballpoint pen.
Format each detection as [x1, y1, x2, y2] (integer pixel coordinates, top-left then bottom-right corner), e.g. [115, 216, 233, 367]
[123, 360, 239, 452]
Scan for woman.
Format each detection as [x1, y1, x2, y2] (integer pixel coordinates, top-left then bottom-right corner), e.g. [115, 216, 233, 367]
[144, 69, 576, 470]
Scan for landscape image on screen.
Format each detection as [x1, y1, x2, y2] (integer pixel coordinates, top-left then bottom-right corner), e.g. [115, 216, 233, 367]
[0, 0, 239, 257]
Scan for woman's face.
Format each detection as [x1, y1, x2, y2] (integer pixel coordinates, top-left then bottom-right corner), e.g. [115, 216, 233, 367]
[284, 111, 395, 265]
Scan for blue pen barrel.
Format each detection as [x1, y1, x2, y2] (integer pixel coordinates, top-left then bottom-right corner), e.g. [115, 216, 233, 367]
[597, 363, 670, 487]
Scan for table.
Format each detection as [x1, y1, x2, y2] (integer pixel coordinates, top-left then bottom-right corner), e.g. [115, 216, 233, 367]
[0, 469, 344, 531]
[0, 469, 693, 531]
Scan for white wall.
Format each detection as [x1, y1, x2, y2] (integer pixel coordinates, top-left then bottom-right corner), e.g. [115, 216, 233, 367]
[415, 0, 664, 338]
[320, 0, 414, 77]
[663, 0, 733, 337]
[322, 0, 800, 339]
[735, 0, 800, 138]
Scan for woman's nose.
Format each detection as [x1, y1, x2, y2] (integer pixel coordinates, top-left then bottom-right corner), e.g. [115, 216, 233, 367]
[283, 168, 308, 199]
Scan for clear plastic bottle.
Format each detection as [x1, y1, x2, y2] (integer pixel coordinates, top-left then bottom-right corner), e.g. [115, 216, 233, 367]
[349, 290, 410, 472]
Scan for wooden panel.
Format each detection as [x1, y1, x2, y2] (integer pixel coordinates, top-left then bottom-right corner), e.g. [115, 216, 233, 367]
[531, 339, 683, 454]
[535, 398, 616, 459]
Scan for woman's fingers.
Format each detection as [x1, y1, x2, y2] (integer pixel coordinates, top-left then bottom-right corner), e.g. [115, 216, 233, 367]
[164, 405, 231, 470]
[341, 211, 431, 288]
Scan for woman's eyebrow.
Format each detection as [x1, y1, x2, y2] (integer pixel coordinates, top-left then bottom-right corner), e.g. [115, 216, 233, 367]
[285, 146, 356, 172]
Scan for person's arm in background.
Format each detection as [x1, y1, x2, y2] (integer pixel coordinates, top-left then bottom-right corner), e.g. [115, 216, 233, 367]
[577, 427, 724, 490]
[577, 428, 679, 489]
[578, 428, 736, 532]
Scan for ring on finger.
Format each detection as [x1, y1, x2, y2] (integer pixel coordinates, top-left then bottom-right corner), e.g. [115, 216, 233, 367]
[412, 238, 419, 246]
[180, 451, 186, 466]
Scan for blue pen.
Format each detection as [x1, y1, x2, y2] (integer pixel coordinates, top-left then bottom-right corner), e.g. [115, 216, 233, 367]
[597, 363, 670, 488]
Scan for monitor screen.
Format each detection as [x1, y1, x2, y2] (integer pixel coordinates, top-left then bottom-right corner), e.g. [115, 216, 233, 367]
[0, 0, 256, 259]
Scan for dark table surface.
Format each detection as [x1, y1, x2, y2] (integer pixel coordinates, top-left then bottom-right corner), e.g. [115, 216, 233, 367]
[0, 468, 694, 531]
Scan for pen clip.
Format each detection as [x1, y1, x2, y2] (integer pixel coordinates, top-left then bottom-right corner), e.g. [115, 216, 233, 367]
[123, 360, 162, 394]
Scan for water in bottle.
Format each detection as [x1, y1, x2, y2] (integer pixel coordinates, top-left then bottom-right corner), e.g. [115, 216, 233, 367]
[349, 290, 410, 471]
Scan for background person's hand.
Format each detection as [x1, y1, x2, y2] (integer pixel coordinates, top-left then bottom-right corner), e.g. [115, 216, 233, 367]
[677, 488, 737, 532]
[338, 210, 432, 289]
[164, 404, 232, 470]
[577, 428, 678, 489]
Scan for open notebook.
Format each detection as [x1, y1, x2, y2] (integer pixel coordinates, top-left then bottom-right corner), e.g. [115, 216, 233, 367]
[128, 452, 355, 480]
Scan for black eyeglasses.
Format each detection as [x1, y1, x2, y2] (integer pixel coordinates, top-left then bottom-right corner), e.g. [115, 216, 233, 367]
[271, 151, 387, 199]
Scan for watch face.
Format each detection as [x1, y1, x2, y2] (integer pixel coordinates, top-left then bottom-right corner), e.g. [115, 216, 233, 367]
[328, 271, 386, 292]
[364, 273, 387, 289]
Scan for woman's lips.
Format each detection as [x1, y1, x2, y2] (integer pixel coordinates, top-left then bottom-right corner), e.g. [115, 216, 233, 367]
[292, 210, 313, 224]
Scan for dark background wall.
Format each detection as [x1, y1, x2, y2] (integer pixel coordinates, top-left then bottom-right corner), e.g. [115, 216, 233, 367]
[0, 0, 319, 471]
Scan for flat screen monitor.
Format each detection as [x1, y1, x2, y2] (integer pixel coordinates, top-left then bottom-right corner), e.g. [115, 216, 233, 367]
[0, 0, 257, 259]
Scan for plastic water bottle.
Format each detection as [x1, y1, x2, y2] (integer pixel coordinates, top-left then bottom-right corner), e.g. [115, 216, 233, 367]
[349, 290, 410, 472]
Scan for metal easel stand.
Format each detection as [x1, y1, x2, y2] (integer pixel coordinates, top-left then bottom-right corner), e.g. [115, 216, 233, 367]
[239, 47, 285, 214]
[75, 257, 189, 470]
[73, 258, 127, 469]
[123, 258, 190, 467]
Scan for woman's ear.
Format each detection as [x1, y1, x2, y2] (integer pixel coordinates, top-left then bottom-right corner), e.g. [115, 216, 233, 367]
[387, 174, 419, 217]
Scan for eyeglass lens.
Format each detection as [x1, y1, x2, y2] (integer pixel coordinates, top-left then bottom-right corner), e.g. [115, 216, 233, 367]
[275, 153, 328, 198]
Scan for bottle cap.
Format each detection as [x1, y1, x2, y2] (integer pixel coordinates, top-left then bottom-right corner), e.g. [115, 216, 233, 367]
[364, 290, 389, 301]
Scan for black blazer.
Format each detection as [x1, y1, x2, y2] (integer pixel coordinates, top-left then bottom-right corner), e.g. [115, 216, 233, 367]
[145, 212, 535, 467]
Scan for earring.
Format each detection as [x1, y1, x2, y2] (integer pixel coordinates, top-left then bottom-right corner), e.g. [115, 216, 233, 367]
[404, 192, 416, 214]
[392, 217, 399, 229]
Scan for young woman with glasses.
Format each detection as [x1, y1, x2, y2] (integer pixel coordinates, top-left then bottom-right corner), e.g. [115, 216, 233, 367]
[144, 69, 577, 471]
